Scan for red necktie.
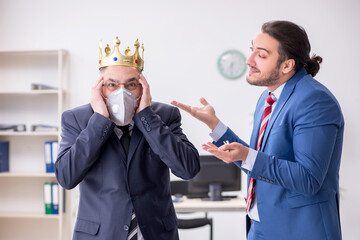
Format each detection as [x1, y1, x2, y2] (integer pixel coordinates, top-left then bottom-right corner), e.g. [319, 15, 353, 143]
[246, 92, 276, 213]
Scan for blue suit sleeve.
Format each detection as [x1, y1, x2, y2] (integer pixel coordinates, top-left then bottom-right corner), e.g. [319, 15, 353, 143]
[214, 127, 250, 172]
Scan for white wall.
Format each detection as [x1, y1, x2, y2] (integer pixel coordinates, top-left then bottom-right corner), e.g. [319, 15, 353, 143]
[1, 0, 359, 239]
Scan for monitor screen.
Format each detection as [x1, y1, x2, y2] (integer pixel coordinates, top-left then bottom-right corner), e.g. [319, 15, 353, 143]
[188, 155, 241, 201]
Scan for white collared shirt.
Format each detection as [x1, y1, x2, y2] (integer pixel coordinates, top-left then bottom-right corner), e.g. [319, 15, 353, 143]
[113, 120, 134, 139]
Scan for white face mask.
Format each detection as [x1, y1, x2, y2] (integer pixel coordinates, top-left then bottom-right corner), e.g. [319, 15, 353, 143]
[106, 88, 138, 126]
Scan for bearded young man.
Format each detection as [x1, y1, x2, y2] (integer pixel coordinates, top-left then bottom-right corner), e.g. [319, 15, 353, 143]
[55, 37, 200, 240]
[172, 21, 344, 240]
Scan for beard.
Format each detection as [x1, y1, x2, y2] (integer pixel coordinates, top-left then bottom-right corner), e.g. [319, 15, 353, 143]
[246, 66, 280, 87]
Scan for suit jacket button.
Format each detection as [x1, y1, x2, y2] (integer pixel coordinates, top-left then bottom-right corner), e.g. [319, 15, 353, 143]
[141, 117, 145, 121]
[124, 225, 129, 231]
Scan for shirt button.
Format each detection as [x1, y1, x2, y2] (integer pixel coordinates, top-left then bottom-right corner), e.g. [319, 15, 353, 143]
[124, 225, 129, 231]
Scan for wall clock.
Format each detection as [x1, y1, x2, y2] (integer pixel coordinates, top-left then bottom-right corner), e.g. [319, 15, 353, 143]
[217, 50, 247, 80]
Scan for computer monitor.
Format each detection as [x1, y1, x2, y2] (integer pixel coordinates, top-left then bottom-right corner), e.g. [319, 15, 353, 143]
[188, 155, 241, 201]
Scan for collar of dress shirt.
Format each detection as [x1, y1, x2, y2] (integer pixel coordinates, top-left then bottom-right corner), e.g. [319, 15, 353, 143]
[271, 82, 285, 102]
[114, 120, 134, 139]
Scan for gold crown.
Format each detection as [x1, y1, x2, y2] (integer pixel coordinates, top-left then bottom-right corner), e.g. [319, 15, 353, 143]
[99, 37, 144, 71]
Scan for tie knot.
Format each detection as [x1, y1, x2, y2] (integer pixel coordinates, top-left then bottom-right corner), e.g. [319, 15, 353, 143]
[117, 125, 130, 136]
[265, 92, 276, 107]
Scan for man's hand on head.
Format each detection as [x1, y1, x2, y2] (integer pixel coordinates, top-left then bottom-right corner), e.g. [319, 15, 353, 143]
[90, 76, 110, 118]
[136, 74, 152, 113]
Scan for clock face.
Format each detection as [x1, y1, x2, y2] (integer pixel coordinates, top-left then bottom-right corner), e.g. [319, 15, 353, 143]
[217, 50, 247, 80]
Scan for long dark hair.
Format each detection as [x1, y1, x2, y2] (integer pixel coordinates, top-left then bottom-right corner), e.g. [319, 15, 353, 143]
[262, 21, 322, 77]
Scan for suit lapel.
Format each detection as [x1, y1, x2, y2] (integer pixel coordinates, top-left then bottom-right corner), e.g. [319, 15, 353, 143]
[250, 92, 268, 149]
[260, 69, 304, 151]
[109, 130, 128, 165]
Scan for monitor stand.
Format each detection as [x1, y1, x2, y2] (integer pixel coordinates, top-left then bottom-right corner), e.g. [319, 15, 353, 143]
[202, 183, 231, 201]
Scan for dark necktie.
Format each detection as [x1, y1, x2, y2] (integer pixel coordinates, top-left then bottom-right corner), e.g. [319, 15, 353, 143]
[127, 211, 138, 240]
[118, 125, 138, 239]
[118, 125, 130, 156]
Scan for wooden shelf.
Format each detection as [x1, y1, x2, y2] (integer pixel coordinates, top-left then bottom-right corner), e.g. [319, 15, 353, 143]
[0, 49, 66, 55]
[0, 172, 56, 178]
[0, 89, 60, 95]
[0, 131, 59, 136]
[0, 211, 59, 219]
[0, 49, 69, 240]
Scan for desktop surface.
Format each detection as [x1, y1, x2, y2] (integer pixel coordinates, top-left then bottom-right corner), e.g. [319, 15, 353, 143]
[173, 196, 246, 213]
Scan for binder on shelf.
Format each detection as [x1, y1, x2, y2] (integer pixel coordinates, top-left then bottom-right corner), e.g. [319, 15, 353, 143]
[44, 182, 53, 214]
[0, 124, 26, 132]
[44, 142, 54, 173]
[31, 124, 58, 132]
[44, 141, 58, 173]
[52, 141, 59, 168]
[0, 141, 9, 172]
[52, 183, 59, 214]
[31, 83, 58, 90]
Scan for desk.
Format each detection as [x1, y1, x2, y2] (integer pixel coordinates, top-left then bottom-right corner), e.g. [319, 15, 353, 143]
[174, 197, 246, 213]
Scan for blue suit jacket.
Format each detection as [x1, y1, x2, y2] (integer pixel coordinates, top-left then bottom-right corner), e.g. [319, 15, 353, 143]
[216, 68, 344, 240]
[55, 102, 200, 240]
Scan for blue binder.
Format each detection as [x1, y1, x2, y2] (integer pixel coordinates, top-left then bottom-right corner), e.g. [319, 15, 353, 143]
[44, 141, 54, 173]
[44, 141, 58, 173]
[52, 183, 59, 214]
[0, 142, 9, 172]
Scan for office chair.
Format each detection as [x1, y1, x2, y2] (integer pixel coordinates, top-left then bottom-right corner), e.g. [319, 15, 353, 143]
[170, 180, 213, 240]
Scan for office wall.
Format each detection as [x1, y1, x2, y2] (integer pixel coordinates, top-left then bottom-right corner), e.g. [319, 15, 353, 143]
[1, 0, 359, 239]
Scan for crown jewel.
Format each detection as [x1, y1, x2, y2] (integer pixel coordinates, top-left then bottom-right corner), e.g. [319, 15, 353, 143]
[99, 36, 144, 71]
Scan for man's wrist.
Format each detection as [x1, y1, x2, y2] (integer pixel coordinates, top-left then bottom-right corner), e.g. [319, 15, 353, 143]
[207, 117, 220, 131]
[241, 146, 250, 161]
[209, 120, 227, 142]
[241, 148, 258, 171]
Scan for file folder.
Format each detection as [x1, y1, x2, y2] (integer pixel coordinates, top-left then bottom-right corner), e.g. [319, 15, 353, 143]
[52, 183, 59, 214]
[44, 141, 58, 173]
[44, 142, 53, 173]
[44, 182, 53, 214]
[0, 142, 9, 172]
[0, 124, 26, 132]
[51, 141, 59, 169]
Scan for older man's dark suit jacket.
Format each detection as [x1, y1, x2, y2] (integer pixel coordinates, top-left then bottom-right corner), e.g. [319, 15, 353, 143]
[55, 102, 200, 240]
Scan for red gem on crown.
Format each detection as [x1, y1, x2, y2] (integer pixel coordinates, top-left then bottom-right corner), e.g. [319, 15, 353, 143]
[99, 60, 101, 64]
[135, 60, 138, 64]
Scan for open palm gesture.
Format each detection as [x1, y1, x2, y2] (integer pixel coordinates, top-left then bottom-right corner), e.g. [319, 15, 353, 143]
[171, 97, 220, 130]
